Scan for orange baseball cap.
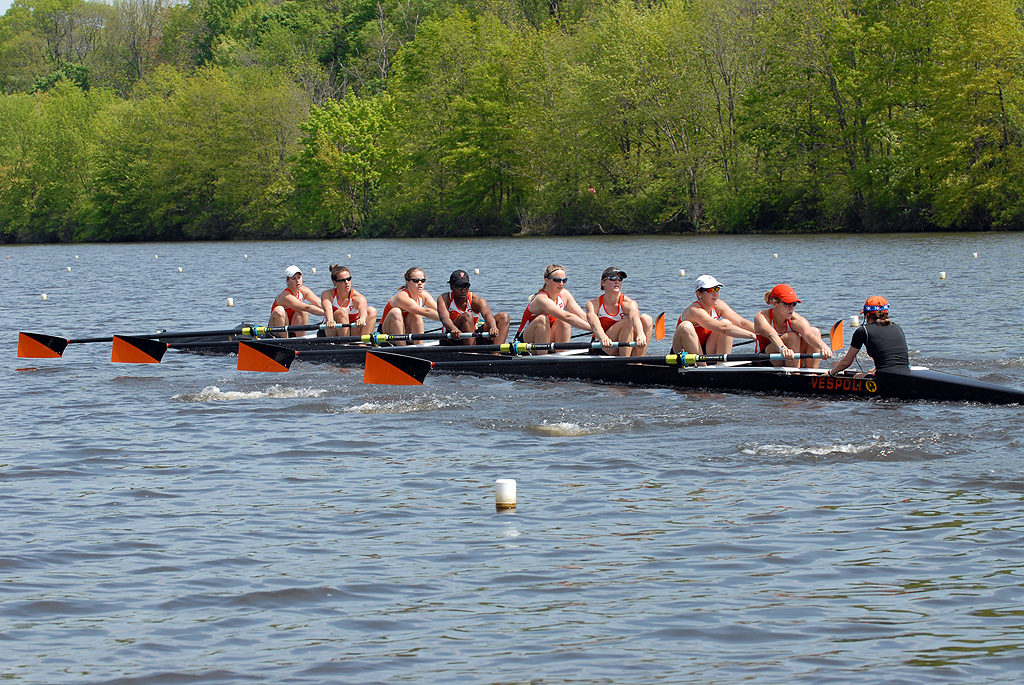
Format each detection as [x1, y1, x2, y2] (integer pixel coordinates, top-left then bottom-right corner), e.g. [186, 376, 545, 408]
[770, 283, 800, 304]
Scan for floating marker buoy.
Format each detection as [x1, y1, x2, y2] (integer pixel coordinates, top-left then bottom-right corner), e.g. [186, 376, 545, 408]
[311, 267, 316, 274]
[495, 479, 516, 510]
[226, 298, 234, 307]
[474, 268, 480, 274]
[154, 255, 158, 259]
[177, 267, 182, 272]
[66, 267, 71, 272]
[244, 254, 248, 259]
[347, 254, 351, 259]
[939, 271, 946, 279]
[972, 252, 978, 258]
[75, 255, 79, 260]
[41, 293, 47, 300]
[849, 315, 860, 327]
[679, 269, 686, 277]
[773, 253, 778, 258]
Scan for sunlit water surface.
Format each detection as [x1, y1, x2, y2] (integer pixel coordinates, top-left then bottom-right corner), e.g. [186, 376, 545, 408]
[2, 234, 1023, 682]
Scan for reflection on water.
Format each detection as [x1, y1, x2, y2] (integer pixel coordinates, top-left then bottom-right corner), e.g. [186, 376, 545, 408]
[1, 234, 1023, 682]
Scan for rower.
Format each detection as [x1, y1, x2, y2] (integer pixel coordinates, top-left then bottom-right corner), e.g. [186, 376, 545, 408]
[753, 283, 833, 368]
[672, 275, 755, 356]
[320, 264, 378, 337]
[585, 267, 652, 357]
[514, 264, 592, 352]
[828, 296, 910, 377]
[437, 270, 510, 345]
[269, 265, 326, 337]
[378, 267, 440, 344]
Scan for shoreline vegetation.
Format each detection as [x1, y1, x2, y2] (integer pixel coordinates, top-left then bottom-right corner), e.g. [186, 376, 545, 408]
[3, 0, 1024, 245]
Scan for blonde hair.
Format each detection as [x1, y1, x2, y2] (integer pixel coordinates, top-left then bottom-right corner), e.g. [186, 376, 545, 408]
[764, 291, 778, 305]
[540, 264, 566, 293]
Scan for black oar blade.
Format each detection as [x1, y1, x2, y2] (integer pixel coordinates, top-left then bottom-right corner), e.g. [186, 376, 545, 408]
[112, 335, 168, 363]
[237, 341, 295, 372]
[17, 332, 68, 358]
[364, 351, 432, 385]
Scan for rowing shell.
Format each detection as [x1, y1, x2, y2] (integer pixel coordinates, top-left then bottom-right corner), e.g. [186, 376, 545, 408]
[374, 353, 1024, 405]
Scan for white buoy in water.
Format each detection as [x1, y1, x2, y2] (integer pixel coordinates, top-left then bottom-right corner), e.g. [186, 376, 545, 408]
[311, 267, 317, 274]
[154, 254, 158, 259]
[972, 252, 978, 258]
[849, 315, 860, 327]
[939, 271, 947, 279]
[75, 255, 79, 260]
[66, 267, 71, 272]
[244, 254, 248, 259]
[495, 479, 517, 510]
[226, 297, 234, 307]
[679, 269, 686, 277]
[773, 253, 778, 258]
[347, 254, 352, 259]
[41, 293, 47, 300]
[177, 267, 183, 272]
[474, 268, 480, 274]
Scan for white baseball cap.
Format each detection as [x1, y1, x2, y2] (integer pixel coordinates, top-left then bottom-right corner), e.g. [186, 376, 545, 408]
[694, 274, 723, 290]
[285, 265, 302, 278]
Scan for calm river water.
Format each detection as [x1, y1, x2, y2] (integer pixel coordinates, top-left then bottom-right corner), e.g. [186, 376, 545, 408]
[2, 234, 1023, 683]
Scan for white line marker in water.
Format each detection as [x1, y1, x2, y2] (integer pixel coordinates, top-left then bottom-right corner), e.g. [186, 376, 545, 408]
[495, 479, 516, 510]
[474, 268, 480, 274]
[311, 267, 317, 274]
[41, 293, 47, 300]
[679, 269, 686, 277]
[973, 252, 978, 258]
[66, 266, 71, 272]
[849, 315, 860, 327]
[773, 253, 778, 258]
[227, 298, 234, 307]
[939, 271, 946, 279]
[177, 267, 183, 272]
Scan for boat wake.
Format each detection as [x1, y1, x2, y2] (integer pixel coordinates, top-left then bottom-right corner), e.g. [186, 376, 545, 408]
[173, 385, 329, 402]
[528, 421, 605, 437]
[345, 398, 454, 414]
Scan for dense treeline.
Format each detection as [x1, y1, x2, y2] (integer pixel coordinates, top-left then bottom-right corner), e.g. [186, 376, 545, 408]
[2, 0, 1024, 243]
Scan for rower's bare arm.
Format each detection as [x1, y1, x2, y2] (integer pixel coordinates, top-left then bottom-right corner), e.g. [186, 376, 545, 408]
[625, 298, 647, 342]
[718, 301, 756, 333]
[353, 293, 368, 324]
[831, 346, 859, 374]
[320, 292, 335, 327]
[561, 292, 593, 330]
[585, 301, 613, 345]
[475, 296, 498, 332]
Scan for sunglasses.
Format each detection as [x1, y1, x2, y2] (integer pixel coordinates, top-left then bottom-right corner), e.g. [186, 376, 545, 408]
[333, 276, 352, 283]
[604, 276, 623, 282]
[409, 278, 427, 284]
[548, 276, 568, 283]
[699, 286, 721, 293]
[452, 283, 470, 289]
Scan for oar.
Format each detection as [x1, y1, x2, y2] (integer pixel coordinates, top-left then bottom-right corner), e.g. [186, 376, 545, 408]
[236, 338, 638, 373]
[363, 350, 824, 385]
[16, 321, 356, 359]
[569, 312, 666, 340]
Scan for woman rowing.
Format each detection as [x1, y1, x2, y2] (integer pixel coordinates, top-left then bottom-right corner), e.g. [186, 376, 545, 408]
[671, 275, 755, 355]
[379, 267, 440, 344]
[437, 269, 510, 345]
[320, 264, 377, 337]
[754, 283, 833, 368]
[827, 296, 910, 377]
[585, 267, 651, 357]
[269, 265, 326, 338]
[514, 264, 591, 351]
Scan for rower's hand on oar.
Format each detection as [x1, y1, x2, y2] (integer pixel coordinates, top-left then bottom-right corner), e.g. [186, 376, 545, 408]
[635, 331, 648, 348]
[780, 345, 795, 359]
[598, 333, 614, 348]
[819, 346, 833, 360]
[324, 318, 335, 329]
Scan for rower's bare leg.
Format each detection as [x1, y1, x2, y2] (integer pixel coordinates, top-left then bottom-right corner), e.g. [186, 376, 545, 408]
[269, 306, 289, 338]
[522, 317, 552, 353]
[799, 331, 821, 368]
[551, 320, 572, 344]
[605, 319, 634, 357]
[359, 307, 378, 337]
[636, 313, 653, 357]
[778, 331, 802, 367]
[381, 308, 407, 345]
[406, 313, 425, 334]
[326, 310, 347, 337]
[494, 312, 511, 345]
[288, 311, 310, 338]
[705, 331, 734, 355]
[455, 312, 476, 345]
[671, 321, 701, 355]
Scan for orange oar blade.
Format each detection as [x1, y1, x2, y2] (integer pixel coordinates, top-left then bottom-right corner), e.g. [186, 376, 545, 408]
[829, 320, 844, 352]
[364, 351, 432, 385]
[112, 335, 168, 363]
[237, 340, 294, 372]
[18, 332, 68, 358]
[654, 312, 666, 341]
